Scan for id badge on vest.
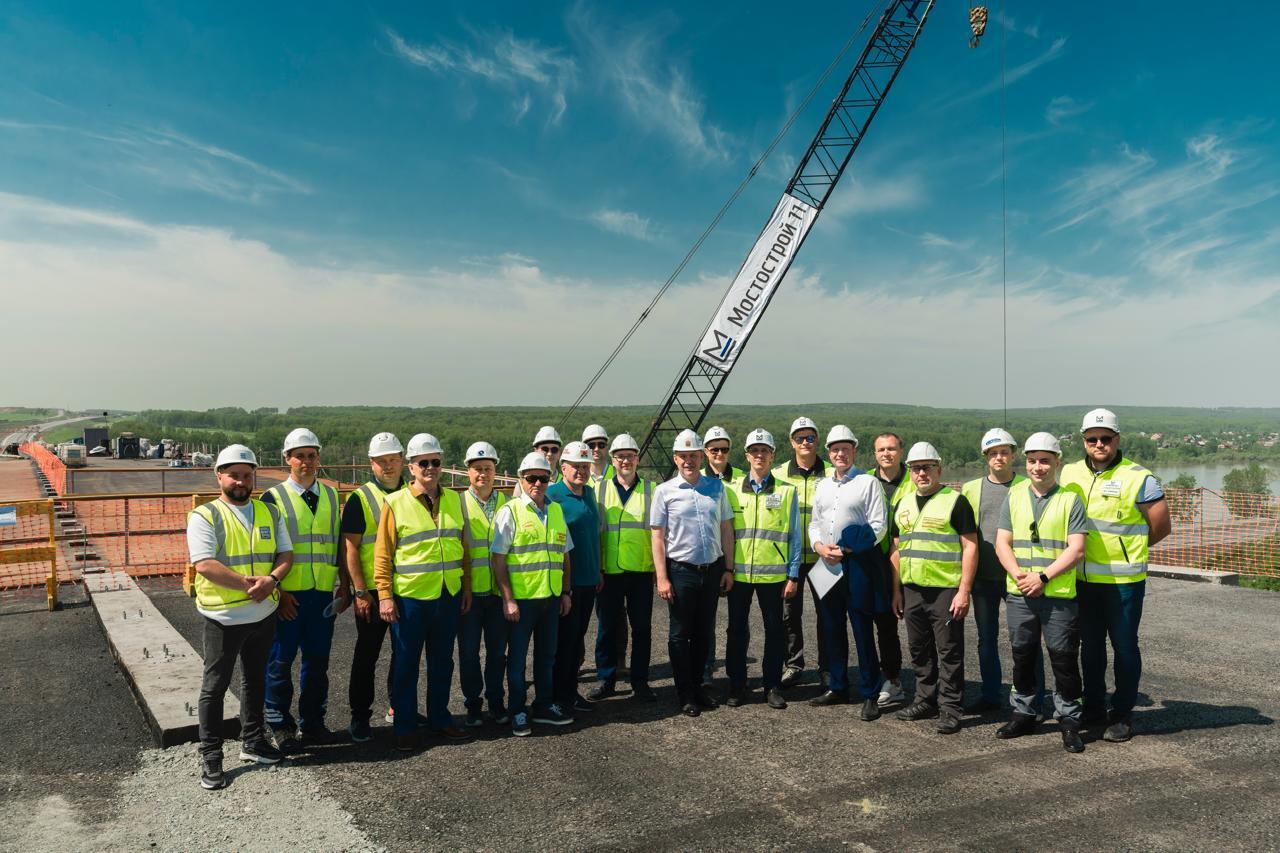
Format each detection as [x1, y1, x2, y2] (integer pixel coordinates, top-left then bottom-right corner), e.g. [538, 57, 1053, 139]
[765, 494, 782, 510]
[1100, 480, 1122, 498]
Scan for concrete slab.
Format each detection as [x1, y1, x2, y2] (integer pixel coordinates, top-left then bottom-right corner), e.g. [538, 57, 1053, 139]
[83, 569, 237, 746]
[1148, 563, 1240, 585]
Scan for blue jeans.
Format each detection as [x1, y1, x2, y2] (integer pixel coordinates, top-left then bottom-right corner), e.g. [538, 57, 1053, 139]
[554, 586, 597, 706]
[507, 597, 559, 716]
[595, 572, 654, 686]
[1078, 579, 1145, 719]
[726, 580, 786, 690]
[970, 579, 1006, 703]
[816, 576, 882, 699]
[389, 591, 461, 735]
[265, 589, 335, 733]
[457, 594, 508, 713]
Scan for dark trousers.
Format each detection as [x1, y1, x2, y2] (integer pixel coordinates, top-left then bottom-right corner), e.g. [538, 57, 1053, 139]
[348, 592, 395, 723]
[726, 580, 786, 689]
[199, 611, 277, 759]
[265, 589, 335, 733]
[873, 610, 903, 682]
[457, 593, 508, 712]
[667, 559, 723, 704]
[902, 584, 965, 718]
[554, 586, 597, 705]
[508, 596, 559, 715]
[970, 578, 1006, 703]
[595, 572, 654, 686]
[816, 577, 882, 699]
[389, 590, 461, 735]
[782, 562, 827, 672]
[1078, 579, 1146, 720]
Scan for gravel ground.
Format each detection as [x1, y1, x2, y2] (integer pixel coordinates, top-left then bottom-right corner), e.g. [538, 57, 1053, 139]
[2, 578, 1278, 851]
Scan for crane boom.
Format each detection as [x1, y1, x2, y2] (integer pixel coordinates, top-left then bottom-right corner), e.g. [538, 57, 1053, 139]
[638, 0, 934, 478]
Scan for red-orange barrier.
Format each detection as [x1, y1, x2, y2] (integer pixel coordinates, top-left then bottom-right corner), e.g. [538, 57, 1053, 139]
[20, 442, 65, 495]
[0, 499, 58, 609]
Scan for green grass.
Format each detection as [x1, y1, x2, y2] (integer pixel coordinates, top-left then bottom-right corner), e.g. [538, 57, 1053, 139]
[41, 421, 109, 445]
[0, 408, 58, 424]
[1239, 575, 1280, 592]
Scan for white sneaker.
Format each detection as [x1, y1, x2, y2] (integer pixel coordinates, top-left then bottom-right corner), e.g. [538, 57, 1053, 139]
[877, 679, 905, 708]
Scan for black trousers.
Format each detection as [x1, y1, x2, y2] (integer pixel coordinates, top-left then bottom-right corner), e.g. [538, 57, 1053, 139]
[782, 562, 827, 672]
[667, 559, 724, 704]
[348, 592, 395, 723]
[902, 584, 965, 718]
[873, 609, 904, 681]
[199, 610, 277, 759]
[554, 586, 597, 706]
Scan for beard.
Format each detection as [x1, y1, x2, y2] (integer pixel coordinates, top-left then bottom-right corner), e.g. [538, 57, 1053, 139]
[224, 484, 251, 502]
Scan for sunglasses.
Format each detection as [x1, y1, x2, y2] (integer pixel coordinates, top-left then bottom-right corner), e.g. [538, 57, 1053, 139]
[523, 474, 550, 485]
[586, 441, 608, 450]
[1084, 435, 1115, 445]
[1030, 520, 1040, 545]
[908, 464, 938, 473]
[536, 445, 561, 454]
[794, 435, 817, 444]
[414, 458, 442, 468]
[706, 446, 729, 454]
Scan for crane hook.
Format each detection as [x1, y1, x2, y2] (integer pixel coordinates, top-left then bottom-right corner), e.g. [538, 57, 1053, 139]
[969, 4, 988, 49]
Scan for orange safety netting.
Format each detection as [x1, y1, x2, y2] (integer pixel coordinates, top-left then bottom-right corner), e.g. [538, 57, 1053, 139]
[1151, 487, 1280, 577]
[20, 442, 65, 495]
[0, 499, 57, 607]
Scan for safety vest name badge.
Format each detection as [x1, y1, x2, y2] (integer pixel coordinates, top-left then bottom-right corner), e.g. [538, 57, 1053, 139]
[1101, 480, 1123, 497]
[259, 526, 272, 539]
[765, 494, 782, 509]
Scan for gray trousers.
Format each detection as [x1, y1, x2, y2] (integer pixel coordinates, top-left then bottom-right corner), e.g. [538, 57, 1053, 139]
[902, 585, 964, 718]
[1006, 594, 1082, 724]
[199, 611, 277, 758]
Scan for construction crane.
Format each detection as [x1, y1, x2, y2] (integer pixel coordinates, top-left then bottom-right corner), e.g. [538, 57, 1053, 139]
[636, 0, 940, 477]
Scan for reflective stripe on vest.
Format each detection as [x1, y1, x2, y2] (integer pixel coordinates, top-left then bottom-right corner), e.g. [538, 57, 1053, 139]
[896, 487, 963, 588]
[599, 478, 654, 574]
[463, 489, 508, 595]
[1007, 481, 1078, 599]
[191, 499, 280, 611]
[386, 488, 465, 600]
[267, 482, 339, 592]
[1060, 457, 1152, 585]
[729, 480, 795, 584]
[505, 499, 567, 599]
[351, 482, 393, 589]
[772, 462, 821, 566]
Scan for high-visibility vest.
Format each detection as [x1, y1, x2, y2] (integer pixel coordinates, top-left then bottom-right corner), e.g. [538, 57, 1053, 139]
[265, 481, 339, 592]
[462, 489, 508, 595]
[896, 487, 964, 588]
[504, 499, 568, 599]
[1060, 457, 1153, 585]
[190, 499, 281, 611]
[772, 461, 822, 566]
[1006, 481, 1078, 599]
[704, 463, 743, 488]
[598, 478, 654, 574]
[589, 464, 616, 487]
[347, 481, 400, 589]
[386, 487, 465, 600]
[960, 474, 1027, 521]
[874, 468, 916, 554]
[729, 478, 796, 584]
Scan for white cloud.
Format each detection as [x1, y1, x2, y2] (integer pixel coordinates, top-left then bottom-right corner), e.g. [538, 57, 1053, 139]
[954, 37, 1068, 106]
[590, 208, 655, 242]
[818, 172, 925, 224]
[1045, 95, 1094, 126]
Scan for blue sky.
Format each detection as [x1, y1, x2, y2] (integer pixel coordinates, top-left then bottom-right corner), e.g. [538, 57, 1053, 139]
[2, 1, 1278, 411]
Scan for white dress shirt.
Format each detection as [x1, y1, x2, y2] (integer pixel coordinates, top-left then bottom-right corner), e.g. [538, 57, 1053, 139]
[808, 467, 888, 561]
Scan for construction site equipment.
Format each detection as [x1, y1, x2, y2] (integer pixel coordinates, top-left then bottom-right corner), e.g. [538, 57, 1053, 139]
[0, 499, 57, 609]
[84, 427, 109, 451]
[745, 429, 775, 450]
[561, 441, 592, 464]
[115, 432, 141, 459]
[703, 426, 731, 446]
[57, 443, 86, 468]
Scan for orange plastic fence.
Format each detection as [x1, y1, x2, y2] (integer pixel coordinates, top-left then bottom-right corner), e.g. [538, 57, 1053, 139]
[20, 442, 65, 495]
[0, 499, 57, 608]
[1151, 487, 1280, 577]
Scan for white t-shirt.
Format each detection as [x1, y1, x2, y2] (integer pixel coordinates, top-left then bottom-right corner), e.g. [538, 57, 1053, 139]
[187, 499, 291, 626]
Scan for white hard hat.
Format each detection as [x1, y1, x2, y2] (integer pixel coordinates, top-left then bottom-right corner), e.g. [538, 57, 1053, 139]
[745, 428, 775, 450]
[368, 432, 404, 458]
[980, 428, 1017, 453]
[533, 426, 562, 447]
[581, 424, 608, 443]
[518, 452, 552, 473]
[561, 441, 593, 464]
[1023, 432, 1062, 456]
[789, 416, 818, 436]
[673, 429, 704, 452]
[465, 441, 499, 464]
[282, 427, 321, 454]
[215, 444, 257, 470]
[1081, 408, 1120, 434]
[406, 433, 443, 458]
[610, 433, 639, 453]
[703, 426, 731, 446]
[825, 425, 859, 448]
[905, 441, 942, 464]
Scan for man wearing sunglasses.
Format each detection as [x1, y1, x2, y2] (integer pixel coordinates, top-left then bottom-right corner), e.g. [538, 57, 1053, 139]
[699, 424, 740, 686]
[866, 432, 911, 708]
[1061, 408, 1170, 743]
[532, 426, 564, 487]
[773, 417, 827, 690]
[375, 433, 474, 751]
[582, 424, 614, 485]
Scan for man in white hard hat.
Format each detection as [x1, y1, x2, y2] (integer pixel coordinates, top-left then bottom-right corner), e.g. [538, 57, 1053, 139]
[866, 432, 910, 708]
[651, 429, 735, 717]
[582, 424, 614, 485]
[994, 432, 1090, 753]
[724, 429, 800, 710]
[457, 441, 510, 728]
[187, 445, 292, 790]
[773, 416, 828, 689]
[892, 442, 979, 735]
[548, 441, 605, 715]
[699, 423, 740, 685]
[342, 432, 406, 742]
[261, 428, 344, 749]
[533, 426, 564, 485]
[589, 433, 657, 702]
[492, 452, 576, 735]
[1061, 408, 1170, 743]
[374, 433, 474, 751]
[806, 426, 891, 722]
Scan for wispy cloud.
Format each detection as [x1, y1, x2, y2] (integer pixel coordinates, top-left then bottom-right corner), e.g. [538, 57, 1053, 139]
[386, 27, 576, 125]
[1045, 95, 1094, 126]
[590, 208, 655, 242]
[954, 36, 1068, 106]
[819, 172, 925, 223]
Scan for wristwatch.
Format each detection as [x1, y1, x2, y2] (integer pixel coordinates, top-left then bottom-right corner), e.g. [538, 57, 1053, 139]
[352, 588, 369, 599]
[1038, 572, 1050, 585]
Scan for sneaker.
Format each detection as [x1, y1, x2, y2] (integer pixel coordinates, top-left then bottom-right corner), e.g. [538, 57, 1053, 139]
[572, 694, 595, 713]
[1103, 717, 1133, 743]
[779, 666, 803, 689]
[489, 704, 511, 725]
[464, 709, 484, 728]
[299, 725, 345, 747]
[200, 756, 227, 790]
[532, 703, 574, 726]
[896, 701, 939, 721]
[586, 682, 616, 702]
[631, 683, 658, 702]
[511, 712, 532, 737]
[936, 714, 961, 735]
[384, 707, 395, 723]
[239, 740, 283, 764]
[877, 679, 905, 708]
[271, 726, 300, 753]
[348, 719, 373, 743]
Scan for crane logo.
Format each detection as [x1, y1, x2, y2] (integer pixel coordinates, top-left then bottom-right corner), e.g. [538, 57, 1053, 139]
[702, 330, 736, 364]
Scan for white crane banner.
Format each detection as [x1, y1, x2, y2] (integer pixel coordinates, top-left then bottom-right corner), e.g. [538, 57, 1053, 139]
[695, 192, 816, 370]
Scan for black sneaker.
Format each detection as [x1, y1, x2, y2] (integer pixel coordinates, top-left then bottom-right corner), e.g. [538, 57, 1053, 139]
[808, 689, 849, 707]
[511, 712, 532, 737]
[779, 666, 803, 689]
[271, 726, 300, 753]
[631, 683, 658, 702]
[348, 719, 373, 743]
[239, 740, 283, 764]
[572, 694, 595, 713]
[896, 701, 940, 721]
[532, 703, 574, 726]
[1103, 717, 1133, 743]
[464, 709, 484, 728]
[935, 714, 961, 735]
[200, 756, 227, 790]
[586, 682, 616, 702]
[489, 704, 511, 725]
[299, 725, 345, 746]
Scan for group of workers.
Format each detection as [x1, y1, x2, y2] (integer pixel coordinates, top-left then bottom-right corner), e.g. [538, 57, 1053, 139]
[187, 408, 1170, 791]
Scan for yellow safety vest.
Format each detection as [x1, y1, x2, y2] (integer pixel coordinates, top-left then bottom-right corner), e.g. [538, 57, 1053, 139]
[190, 499, 281, 611]
[265, 481, 339, 592]
[896, 487, 964, 588]
[347, 480, 400, 589]
[960, 474, 1027, 519]
[772, 460, 823, 566]
[1060, 457, 1153, 585]
[504, 499, 568, 599]
[598, 478, 654, 574]
[1006, 481, 1079, 599]
[874, 468, 916, 554]
[729, 477, 796, 584]
[589, 464, 616, 487]
[462, 489, 508, 596]
[386, 487, 465, 600]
